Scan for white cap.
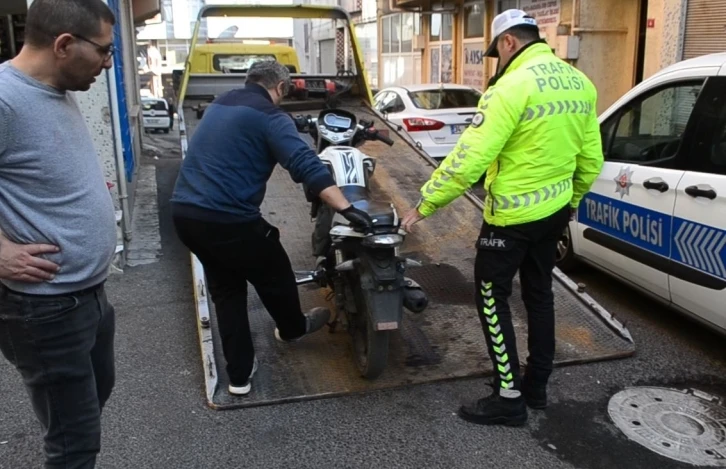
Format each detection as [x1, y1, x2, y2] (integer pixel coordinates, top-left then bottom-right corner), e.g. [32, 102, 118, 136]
[484, 9, 539, 58]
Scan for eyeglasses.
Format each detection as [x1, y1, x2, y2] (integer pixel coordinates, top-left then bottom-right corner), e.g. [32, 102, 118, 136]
[72, 34, 115, 60]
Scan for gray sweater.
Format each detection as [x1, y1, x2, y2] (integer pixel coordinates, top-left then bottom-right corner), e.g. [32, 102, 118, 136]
[0, 63, 117, 295]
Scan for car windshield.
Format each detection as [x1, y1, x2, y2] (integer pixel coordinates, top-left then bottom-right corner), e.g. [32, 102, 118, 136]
[409, 89, 481, 110]
[214, 54, 276, 73]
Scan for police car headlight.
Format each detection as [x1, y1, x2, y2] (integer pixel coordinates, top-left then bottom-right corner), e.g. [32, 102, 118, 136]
[362, 234, 403, 247]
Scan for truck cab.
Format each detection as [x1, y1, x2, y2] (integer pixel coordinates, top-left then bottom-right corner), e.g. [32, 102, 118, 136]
[188, 42, 301, 74]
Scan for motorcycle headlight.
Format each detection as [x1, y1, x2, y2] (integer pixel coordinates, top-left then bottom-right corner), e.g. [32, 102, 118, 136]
[362, 234, 404, 247]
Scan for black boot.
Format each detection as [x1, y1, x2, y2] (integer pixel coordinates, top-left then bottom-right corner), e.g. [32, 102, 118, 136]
[522, 375, 547, 409]
[458, 393, 528, 426]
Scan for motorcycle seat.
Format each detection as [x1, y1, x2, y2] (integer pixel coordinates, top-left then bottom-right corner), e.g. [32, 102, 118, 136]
[351, 199, 396, 226]
[341, 185, 397, 226]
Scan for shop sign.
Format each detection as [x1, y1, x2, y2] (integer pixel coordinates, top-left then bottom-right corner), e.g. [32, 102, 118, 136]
[520, 0, 561, 27]
[463, 42, 485, 89]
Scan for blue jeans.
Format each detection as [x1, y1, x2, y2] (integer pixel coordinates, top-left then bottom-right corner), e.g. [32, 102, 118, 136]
[0, 282, 116, 469]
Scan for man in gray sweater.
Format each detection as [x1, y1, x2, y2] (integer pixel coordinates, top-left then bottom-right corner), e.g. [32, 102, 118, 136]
[0, 0, 118, 467]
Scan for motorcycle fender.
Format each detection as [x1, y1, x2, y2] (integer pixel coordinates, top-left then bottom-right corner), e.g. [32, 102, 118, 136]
[363, 288, 404, 331]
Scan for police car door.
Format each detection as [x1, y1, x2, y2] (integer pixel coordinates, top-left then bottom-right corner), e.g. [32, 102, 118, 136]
[669, 76, 726, 332]
[576, 80, 705, 300]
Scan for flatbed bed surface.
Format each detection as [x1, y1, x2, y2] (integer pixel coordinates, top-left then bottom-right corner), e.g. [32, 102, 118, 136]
[179, 99, 634, 409]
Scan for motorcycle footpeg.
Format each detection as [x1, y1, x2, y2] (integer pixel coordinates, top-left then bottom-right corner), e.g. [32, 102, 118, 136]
[404, 258, 423, 268]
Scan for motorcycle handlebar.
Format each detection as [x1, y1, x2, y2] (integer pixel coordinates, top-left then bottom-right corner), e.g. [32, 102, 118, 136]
[293, 115, 393, 146]
[376, 132, 394, 147]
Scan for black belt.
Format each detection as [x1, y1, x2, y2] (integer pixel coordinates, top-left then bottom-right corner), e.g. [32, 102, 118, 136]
[0, 281, 105, 299]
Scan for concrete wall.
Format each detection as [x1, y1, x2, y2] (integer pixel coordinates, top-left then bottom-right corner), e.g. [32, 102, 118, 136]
[642, 0, 687, 80]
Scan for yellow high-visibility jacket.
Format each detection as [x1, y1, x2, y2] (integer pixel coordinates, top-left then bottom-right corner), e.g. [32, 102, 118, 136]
[418, 42, 604, 226]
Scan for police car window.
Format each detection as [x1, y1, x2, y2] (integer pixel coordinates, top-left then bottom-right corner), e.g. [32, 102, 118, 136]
[602, 82, 703, 165]
[706, 108, 726, 174]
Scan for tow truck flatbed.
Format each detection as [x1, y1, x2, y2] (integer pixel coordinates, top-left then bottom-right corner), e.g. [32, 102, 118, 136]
[174, 4, 633, 409]
[179, 88, 634, 411]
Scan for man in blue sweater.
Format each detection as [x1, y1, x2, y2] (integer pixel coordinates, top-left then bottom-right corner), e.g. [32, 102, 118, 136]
[171, 60, 372, 396]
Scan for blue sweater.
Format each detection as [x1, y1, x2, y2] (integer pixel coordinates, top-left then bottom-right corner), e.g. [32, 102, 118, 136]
[171, 83, 335, 223]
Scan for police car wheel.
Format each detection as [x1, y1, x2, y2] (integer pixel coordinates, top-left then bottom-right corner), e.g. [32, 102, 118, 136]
[555, 225, 578, 272]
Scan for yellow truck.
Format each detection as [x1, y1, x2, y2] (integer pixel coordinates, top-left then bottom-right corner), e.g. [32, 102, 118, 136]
[187, 42, 302, 74]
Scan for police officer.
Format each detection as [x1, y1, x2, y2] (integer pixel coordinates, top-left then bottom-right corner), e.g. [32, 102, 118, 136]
[171, 60, 373, 397]
[402, 9, 604, 426]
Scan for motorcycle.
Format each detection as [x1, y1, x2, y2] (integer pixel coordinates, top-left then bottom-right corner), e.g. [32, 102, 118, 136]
[293, 108, 430, 379]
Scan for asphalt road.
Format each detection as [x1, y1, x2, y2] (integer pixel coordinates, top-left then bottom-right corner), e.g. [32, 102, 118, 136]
[1, 131, 724, 469]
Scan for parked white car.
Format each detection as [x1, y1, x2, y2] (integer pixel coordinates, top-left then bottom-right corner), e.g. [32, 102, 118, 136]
[372, 84, 482, 160]
[557, 52, 726, 335]
[141, 97, 172, 134]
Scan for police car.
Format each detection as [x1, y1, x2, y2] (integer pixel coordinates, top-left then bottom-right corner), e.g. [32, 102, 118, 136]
[557, 52, 726, 335]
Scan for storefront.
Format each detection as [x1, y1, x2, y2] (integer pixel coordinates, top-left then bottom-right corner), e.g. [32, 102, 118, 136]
[461, 2, 486, 88]
[377, 0, 644, 111]
[378, 0, 568, 92]
[379, 11, 423, 87]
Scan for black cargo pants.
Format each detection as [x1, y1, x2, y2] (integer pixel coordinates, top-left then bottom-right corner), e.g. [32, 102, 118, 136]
[172, 215, 308, 385]
[474, 204, 570, 395]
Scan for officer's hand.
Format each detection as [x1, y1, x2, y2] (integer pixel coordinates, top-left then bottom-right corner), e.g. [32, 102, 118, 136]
[402, 209, 425, 232]
[0, 234, 60, 283]
[340, 205, 374, 233]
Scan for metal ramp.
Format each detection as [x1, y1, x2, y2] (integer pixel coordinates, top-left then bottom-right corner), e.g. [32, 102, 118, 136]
[183, 106, 635, 410]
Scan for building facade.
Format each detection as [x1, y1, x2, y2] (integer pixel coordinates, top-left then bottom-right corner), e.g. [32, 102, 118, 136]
[377, 0, 726, 113]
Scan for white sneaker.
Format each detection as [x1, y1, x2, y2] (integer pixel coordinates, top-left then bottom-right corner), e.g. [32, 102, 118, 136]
[228, 357, 258, 396]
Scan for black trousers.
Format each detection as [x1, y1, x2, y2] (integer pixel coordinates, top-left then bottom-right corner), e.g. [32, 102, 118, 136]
[173, 215, 307, 385]
[474, 204, 570, 394]
[0, 283, 115, 469]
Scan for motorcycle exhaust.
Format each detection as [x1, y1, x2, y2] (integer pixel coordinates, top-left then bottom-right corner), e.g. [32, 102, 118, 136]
[402, 277, 428, 313]
[403, 287, 429, 313]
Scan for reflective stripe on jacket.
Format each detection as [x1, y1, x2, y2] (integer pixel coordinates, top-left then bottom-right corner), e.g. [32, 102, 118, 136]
[418, 42, 604, 227]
